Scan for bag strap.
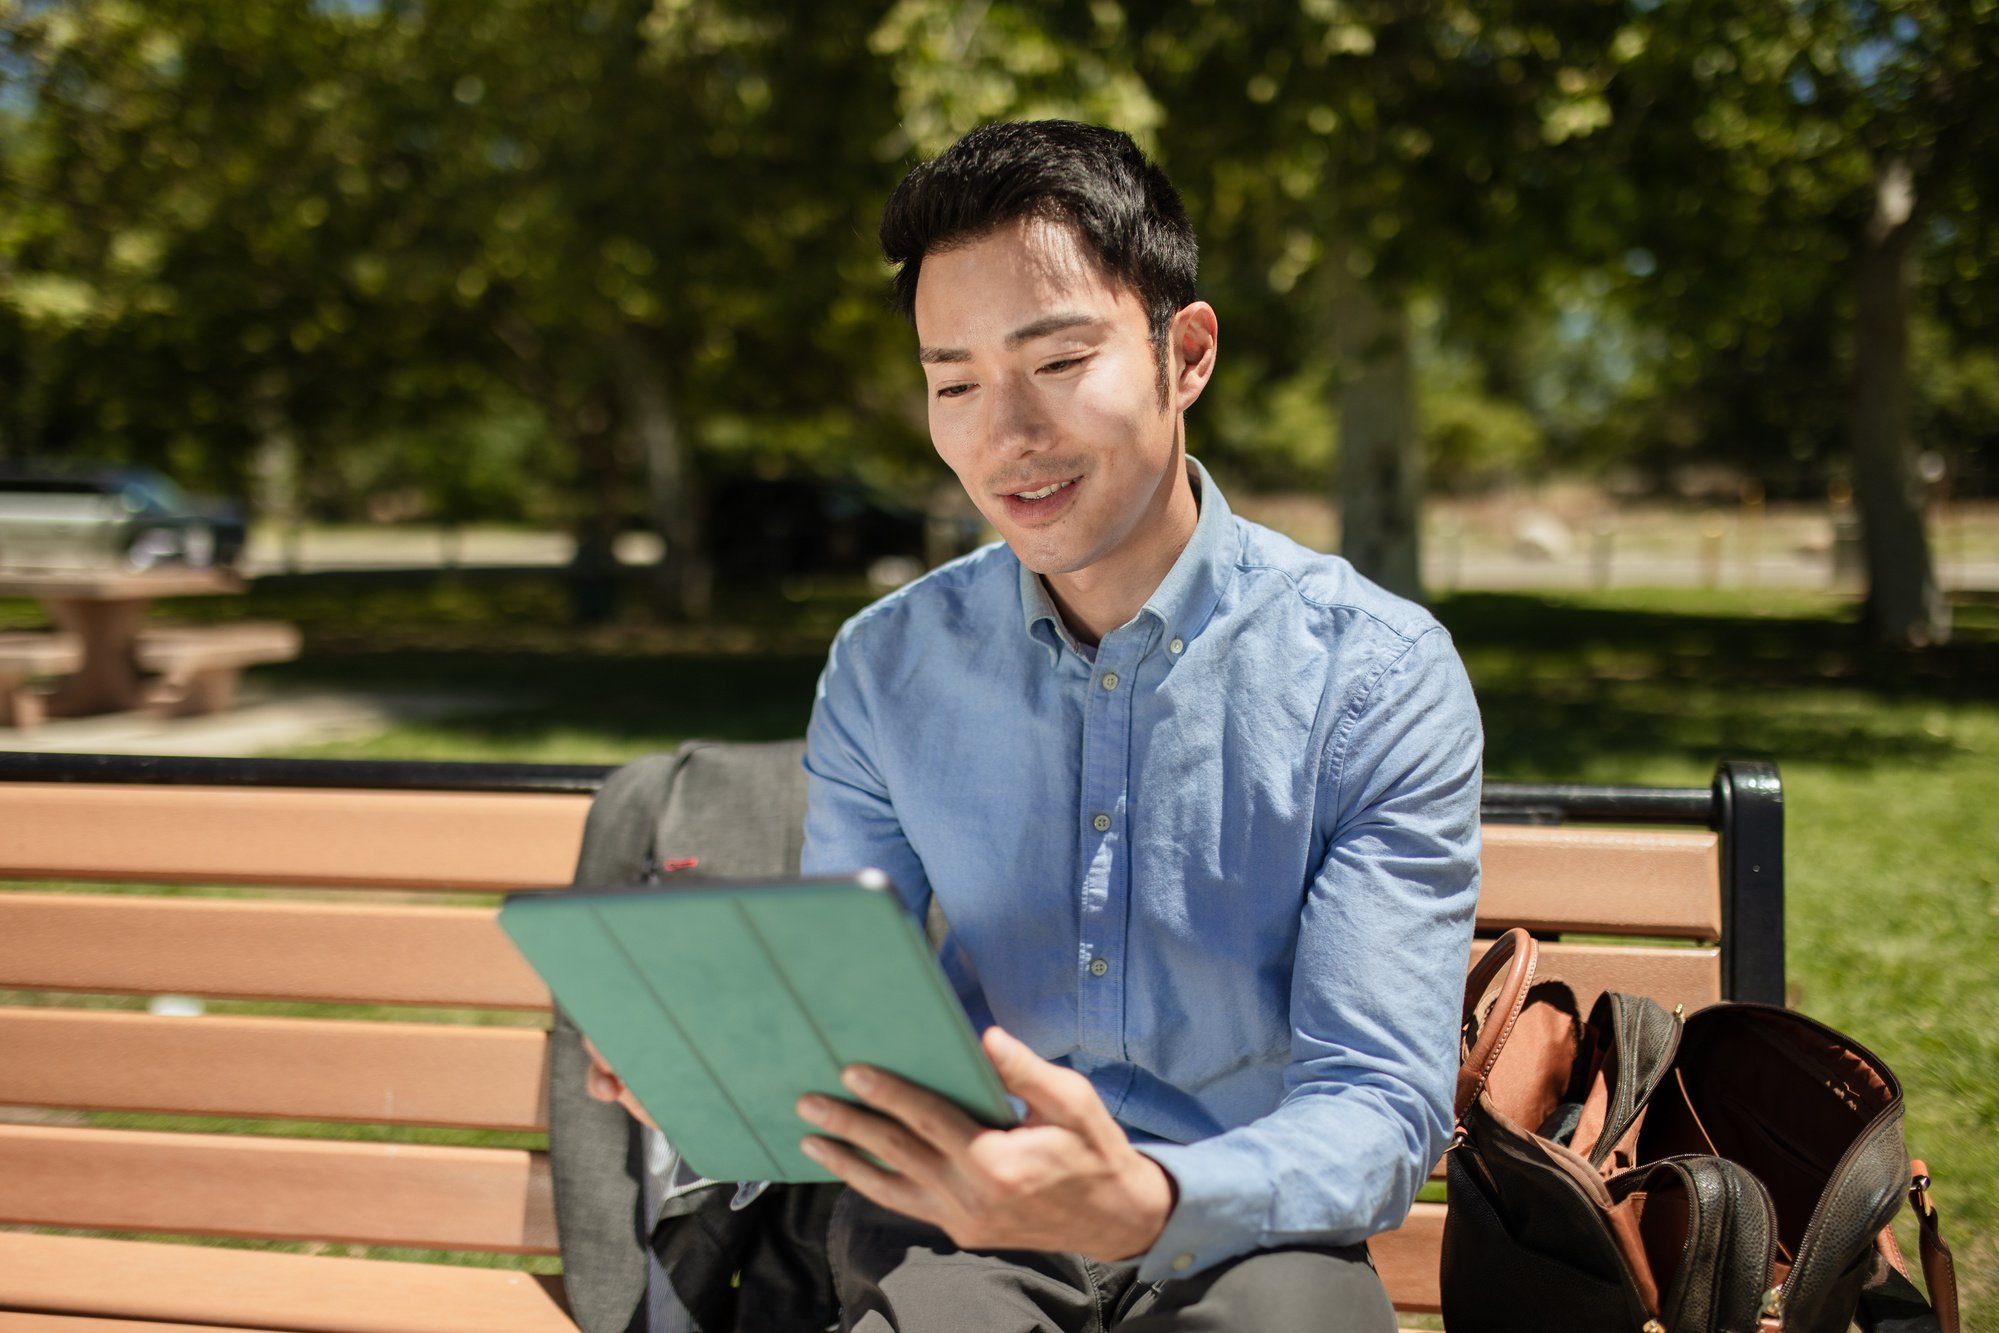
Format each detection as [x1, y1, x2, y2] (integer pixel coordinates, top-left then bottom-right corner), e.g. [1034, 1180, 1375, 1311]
[1859, 1161, 1960, 1333]
[1455, 927, 1539, 1123]
[1909, 1160, 1960, 1333]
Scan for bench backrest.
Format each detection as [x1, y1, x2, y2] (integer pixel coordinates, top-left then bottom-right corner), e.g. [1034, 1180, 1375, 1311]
[0, 751, 1782, 1317]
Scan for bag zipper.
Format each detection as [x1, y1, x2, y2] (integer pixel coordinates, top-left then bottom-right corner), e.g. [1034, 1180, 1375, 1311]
[1759, 1283, 1783, 1329]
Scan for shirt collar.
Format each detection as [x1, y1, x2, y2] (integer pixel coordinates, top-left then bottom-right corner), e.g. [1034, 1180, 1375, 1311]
[1141, 455, 1233, 649]
[1017, 455, 1236, 664]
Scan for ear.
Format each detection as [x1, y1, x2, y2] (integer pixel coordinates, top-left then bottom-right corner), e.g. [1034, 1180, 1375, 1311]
[1170, 301, 1219, 412]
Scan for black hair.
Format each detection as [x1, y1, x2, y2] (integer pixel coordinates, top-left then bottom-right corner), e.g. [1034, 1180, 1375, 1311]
[879, 121, 1198, 360]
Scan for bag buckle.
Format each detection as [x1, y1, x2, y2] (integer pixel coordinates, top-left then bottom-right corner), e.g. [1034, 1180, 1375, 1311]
[1909, 1163, 1934, 1217]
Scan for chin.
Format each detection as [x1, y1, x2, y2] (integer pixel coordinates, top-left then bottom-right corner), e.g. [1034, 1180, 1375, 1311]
[1009, 541, 1095, 579]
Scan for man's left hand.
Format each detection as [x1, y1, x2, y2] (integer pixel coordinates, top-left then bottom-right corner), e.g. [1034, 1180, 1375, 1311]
[796, 1025, 1175, 1262]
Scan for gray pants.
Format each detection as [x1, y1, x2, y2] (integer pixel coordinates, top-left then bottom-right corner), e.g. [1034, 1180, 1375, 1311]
[826, 1189, 1399, 1333]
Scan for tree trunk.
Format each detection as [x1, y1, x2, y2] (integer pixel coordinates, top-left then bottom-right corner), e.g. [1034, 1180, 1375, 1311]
[567, 389, 625, 627]
[613, 326, 711, 621]
[1330, 245, 1423, 601]
[1850, 153, 1949, 648]
[247, 371, 304, 574]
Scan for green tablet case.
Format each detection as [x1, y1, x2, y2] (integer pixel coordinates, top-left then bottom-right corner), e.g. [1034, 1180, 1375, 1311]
[499, 871, 1013, 1182]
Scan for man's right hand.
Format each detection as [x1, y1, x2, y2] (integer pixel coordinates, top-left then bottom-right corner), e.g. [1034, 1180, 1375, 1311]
[580, 1035, 659, 1130]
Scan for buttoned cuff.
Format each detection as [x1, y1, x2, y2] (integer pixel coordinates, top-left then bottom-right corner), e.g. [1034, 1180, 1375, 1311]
[1130, 1141, 1268, 1281]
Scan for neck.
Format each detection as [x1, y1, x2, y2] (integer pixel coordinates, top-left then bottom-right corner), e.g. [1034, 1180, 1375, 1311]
[1043, 439, 1199, 646]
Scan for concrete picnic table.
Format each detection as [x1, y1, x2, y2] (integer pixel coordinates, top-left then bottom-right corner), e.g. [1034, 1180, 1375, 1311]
[0, 568, 297, 721]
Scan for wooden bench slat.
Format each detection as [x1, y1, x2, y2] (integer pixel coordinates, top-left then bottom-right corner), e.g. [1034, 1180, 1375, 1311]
[1509, 940, 1719, 1014]
[0, 784, 1718, 934]
[0, 953, 1709, 1185]
[0, 892, 1717, 1015]
[1479, 825, 1721, 939]
[1371, 1200, 1444, 1313]
[0, 894, 549, 1008]
[0, 1010, 549, 1130]
[0, 1232, 574, 1333]
[0, 1125, 557, 1254]
[0, 784, 591, 890]
[0, 1316, 296, 1333]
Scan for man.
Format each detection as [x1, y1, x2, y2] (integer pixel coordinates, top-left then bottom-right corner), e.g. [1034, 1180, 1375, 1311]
[594, 119, 1482, 1331]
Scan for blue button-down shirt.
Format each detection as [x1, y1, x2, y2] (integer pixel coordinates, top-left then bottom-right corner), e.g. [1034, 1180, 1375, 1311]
[800, 458, 1482, 1281]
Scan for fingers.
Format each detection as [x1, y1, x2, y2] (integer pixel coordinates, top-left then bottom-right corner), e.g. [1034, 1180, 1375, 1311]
[580, 1036, 624, 1104]
[836, 1064, 981, 1153]
[798, 1133, 930, 1219]
[797, 1085, 949, 1180]
[578, 1036, 657, 1129]
[981, 1027, 1102, 1129]
[584, 1060, 624, 1105]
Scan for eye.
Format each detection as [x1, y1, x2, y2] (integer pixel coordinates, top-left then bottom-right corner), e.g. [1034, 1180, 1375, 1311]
[1039, 355, 1088, 375]
[935, 383, 973, 399]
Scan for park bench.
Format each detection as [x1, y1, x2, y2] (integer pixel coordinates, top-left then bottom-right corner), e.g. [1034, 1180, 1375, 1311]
[0, 748, 1782, 1332]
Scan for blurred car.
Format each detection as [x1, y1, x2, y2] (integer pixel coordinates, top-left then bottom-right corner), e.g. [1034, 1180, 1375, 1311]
[705, 474, 983, 582]
[0, 465, 248, 573]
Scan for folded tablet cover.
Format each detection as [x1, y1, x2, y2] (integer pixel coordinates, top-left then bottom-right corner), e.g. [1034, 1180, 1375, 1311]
[499, 872, 1013, 1182]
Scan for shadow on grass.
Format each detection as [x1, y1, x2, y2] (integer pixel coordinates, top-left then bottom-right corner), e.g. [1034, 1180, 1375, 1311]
[66, 570, 1990, 774]
[1431, 591, 1998, 780]
[271, 647, 826, 753]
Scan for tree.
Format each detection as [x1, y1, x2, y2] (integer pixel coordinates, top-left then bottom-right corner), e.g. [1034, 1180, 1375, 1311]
[1124, 2, 1636, 599]
[0, 0, 515, 521]
[1599, 0, 1999, 646]
[2, 0, 925, 618]
[337, 0, 927, 617]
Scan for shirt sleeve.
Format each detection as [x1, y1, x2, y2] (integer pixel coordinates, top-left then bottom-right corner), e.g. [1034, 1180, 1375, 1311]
[799, 616, 935, 920]
[1134, 625, 1483, 1281]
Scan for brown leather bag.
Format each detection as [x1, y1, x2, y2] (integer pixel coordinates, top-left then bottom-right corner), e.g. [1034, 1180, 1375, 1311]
[1441, 929, 1959, 1333]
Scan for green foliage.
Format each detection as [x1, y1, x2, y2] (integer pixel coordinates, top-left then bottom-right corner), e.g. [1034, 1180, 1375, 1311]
[1199, 354, 1335, 488]
[4, 0, 1999, 543]
[1419, 362, 1545, 495]
[1582, 0, 1999, 488]
[871, 0, 1159, 157]
[1912, 317, 1999, 489]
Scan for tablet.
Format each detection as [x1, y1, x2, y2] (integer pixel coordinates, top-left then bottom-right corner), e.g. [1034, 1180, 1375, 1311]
[499, 869, 1014, 1182]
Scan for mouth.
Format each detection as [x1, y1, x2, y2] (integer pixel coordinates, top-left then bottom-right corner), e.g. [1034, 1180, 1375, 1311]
[996, 474, 1083, 524]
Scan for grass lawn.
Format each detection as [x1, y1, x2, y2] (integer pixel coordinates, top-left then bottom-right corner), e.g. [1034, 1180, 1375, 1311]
[11, 570, 1995, 1321]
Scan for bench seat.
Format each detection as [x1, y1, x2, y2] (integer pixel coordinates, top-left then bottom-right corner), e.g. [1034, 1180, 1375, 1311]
[0, 753, 1782, 1331]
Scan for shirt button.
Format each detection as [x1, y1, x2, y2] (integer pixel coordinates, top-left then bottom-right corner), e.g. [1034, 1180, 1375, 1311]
[1089, 957, 1109, 977]
[1168, 638, 1184, 654]
[1092, 813, 1111, 833]
[1171, 1253, 1195, 1272]
[1100, 671, 1119, 690]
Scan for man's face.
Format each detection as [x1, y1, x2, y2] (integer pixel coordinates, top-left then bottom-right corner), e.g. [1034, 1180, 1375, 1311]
[914, 216, 1190, 582]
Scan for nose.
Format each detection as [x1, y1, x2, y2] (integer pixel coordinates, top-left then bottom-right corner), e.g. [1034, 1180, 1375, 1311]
[983, 372, 1050, 460]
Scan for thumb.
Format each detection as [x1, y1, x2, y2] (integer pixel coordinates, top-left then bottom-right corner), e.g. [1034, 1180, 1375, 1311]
[982, 1025, 1094, 1126]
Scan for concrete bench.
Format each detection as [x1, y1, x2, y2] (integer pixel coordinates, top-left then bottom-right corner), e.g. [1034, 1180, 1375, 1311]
[0, 632, 82, 729]
[136, 621, 302, 716]
[0, 750, 1782, 1331]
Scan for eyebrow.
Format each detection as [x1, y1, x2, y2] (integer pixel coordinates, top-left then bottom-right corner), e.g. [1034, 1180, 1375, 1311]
[918, 312, 1105, 365]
